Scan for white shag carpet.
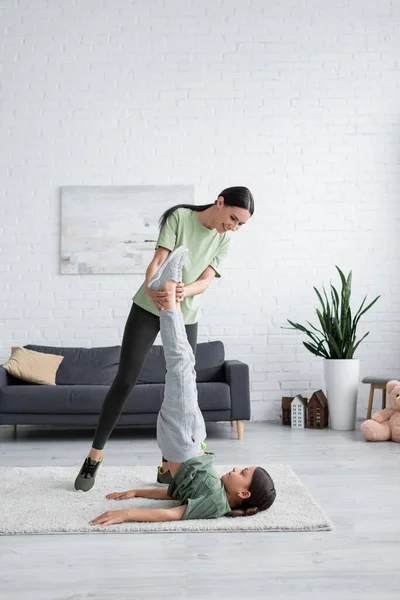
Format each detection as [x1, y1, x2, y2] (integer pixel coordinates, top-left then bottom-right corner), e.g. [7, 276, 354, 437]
[0, 465, 332, 535]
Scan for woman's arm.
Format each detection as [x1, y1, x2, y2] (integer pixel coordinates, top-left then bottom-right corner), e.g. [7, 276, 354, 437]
[144, 247, 172, 309]
[144, 247, 170, 286]
[90, 505, 187, 527]
[106, 487, 172, 501]
[181, 266, 216, 299]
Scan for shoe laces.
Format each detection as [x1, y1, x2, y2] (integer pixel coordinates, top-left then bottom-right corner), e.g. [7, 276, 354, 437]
[170, 264, 182, 282]
[82, 458, 98, 478]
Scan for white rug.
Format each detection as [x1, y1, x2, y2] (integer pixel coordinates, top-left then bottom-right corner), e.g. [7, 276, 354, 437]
[0, 465, 331, 535]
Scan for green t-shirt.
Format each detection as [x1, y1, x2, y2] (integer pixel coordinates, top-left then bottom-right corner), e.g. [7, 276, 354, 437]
[132, 208, 231, 324]
[167, 453, 231, 520]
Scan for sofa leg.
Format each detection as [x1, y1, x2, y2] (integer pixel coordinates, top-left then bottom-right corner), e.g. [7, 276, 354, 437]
[231, 420, 237, 428]
[236, 420, 244, 441]
[12, 424, 17, 438]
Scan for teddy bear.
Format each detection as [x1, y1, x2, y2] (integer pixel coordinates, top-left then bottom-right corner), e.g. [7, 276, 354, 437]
[360, 380, 400, 442]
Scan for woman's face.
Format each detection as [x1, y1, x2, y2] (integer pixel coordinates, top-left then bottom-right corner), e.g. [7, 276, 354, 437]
[215, 196, 252, 234]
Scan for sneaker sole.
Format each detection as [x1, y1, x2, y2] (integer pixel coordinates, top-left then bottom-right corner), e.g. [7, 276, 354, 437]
[148, 246, 187, 290]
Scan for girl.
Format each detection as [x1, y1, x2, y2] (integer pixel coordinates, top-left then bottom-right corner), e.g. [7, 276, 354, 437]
[90, 248, 276, 526]
[75, 186, 254, 492]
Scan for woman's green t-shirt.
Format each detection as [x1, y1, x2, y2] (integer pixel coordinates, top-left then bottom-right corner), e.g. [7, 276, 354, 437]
[132, 208, 231, 324]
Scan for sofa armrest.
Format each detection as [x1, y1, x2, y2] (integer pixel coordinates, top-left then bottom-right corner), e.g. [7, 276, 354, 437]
[224, 360, 251, 420]
[0, 366, 10, 388]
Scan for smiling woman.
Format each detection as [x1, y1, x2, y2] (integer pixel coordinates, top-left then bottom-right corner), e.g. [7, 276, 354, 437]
[74, 186, 255, 494]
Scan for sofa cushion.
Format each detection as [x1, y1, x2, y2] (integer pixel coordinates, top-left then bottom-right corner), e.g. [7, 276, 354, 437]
[3, 347, 64, 386]
[20, 341, 225, 385]
[137, 346, 166, 384]
[124, 382, 231, 413]
[0, 385, 109, 413]
[138, 341, 225, 383]
[195, 342, 225, 382]
[0, 382, 231, 414]
[24, 345, 120, 386]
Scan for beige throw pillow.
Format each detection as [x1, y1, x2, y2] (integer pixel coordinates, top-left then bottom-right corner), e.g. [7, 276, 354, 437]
[3, 347, 64, 385]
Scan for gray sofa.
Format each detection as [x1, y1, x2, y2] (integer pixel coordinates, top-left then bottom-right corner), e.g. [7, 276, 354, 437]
[0, 342, 250, 439]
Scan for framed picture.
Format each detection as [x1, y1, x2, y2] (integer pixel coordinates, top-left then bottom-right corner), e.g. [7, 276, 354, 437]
[60, 185, 194, 274]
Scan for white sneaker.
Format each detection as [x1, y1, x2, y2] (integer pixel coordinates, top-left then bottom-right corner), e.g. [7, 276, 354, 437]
[148, 246, 188, 291]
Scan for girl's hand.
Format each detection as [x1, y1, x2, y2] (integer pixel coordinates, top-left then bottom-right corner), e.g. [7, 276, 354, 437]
[176, 282, 186, 302]
[89, 509, 130, 527]
[106, 490, 137, 501]
[145, 286, 172, 311]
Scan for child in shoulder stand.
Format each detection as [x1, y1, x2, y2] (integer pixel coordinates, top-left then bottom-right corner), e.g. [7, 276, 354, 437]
[90, 247, 276, 527]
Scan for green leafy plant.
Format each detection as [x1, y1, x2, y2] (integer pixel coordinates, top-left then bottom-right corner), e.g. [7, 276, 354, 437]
[285, 267, 380, 359]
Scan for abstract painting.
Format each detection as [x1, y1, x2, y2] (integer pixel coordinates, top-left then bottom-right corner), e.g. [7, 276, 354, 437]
[60, 185, 194, 274]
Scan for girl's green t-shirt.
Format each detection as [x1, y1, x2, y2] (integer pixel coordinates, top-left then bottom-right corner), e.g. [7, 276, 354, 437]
[132, 208, 231, 324]
[167, 453, 231, 520]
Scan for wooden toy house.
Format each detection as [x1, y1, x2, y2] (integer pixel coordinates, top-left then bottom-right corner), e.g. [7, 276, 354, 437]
[281, 396, 293, 426]
[291, 394, 307, 429]
[307, 390, 329, 429]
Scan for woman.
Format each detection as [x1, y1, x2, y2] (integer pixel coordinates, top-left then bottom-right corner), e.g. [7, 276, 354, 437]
[89, 248, 275, 526]
[75, 186, 254, 492]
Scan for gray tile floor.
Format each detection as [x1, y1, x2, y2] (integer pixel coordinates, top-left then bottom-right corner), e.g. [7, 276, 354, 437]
[0, 422, 399, 600]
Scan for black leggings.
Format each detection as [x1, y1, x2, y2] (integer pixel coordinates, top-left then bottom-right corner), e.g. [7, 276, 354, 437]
[92, 303, 198, 450]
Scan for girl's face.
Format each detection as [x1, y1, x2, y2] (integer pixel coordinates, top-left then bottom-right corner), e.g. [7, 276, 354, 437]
[221, 465, 257, 501]
[215, 197, 251, 234]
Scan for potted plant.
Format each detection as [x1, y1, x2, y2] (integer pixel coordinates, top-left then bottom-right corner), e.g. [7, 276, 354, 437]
[285, 267, 380, 431]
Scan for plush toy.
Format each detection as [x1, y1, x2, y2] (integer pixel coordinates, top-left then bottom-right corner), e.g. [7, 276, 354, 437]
[360, 380, 400, 442]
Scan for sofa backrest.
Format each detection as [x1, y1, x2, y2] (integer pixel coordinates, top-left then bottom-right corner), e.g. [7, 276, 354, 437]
[25, 345, 121, 385]
[138, 340, 225, 383]
[22, 341, 225, 385]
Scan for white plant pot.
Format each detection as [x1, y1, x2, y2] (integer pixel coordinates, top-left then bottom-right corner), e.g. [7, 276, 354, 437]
[323, 359, 360, 431]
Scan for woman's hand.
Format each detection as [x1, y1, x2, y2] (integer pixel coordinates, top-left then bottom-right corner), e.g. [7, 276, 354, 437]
[106, 489, 137, 501]
[89, 509, 130, 527]
[145, 286, 172, 311]
[176, 282, 186, 303]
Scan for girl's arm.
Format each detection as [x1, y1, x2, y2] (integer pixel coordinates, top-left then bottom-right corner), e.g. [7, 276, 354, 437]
[181, 266, 216, 299]
[106, 487, 172, 501]
[90, 505, 187, 527]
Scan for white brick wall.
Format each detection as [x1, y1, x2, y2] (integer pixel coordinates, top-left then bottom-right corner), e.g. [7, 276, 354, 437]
[1, 0, 400, 421]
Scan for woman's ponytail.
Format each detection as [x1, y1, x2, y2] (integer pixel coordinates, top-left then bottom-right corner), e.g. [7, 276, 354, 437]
[158, 185, 254, 230]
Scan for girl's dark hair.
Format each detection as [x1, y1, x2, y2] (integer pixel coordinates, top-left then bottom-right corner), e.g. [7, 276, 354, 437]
[158, 186, 255, 230]
[227, 467, 276, 518]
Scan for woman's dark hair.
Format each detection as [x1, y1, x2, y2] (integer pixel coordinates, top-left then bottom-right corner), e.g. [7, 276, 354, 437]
[158, 186, 254, 230]
[227, 467, 276, 518]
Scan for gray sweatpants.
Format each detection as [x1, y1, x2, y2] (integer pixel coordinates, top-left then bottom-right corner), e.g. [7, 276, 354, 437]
[157, 310, 207, 463]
